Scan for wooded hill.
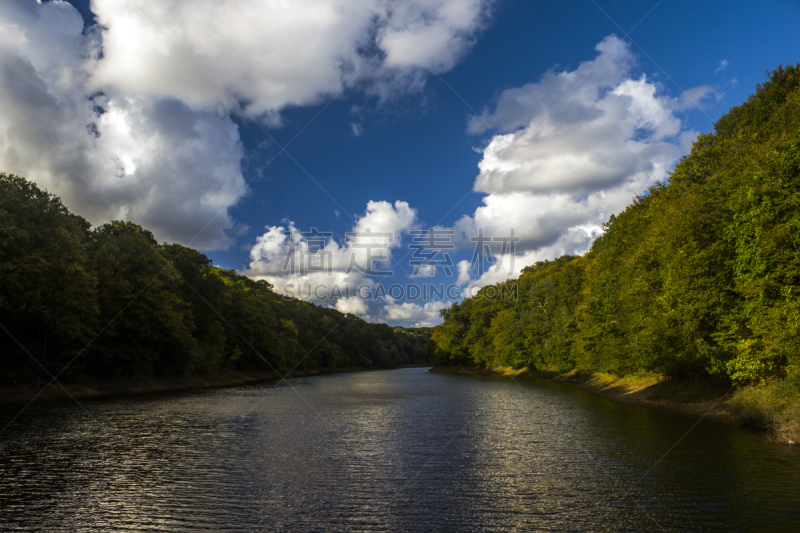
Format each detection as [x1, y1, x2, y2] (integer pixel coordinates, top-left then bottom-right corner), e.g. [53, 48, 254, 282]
[427, 65, 800, 387]
[0, 176, 429, 386]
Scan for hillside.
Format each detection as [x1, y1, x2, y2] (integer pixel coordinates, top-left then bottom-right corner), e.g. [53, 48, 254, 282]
[427, 65, 800, 441]
[0, 175, 429, 390]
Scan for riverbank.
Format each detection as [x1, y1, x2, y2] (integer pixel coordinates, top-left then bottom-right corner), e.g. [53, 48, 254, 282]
[430, 365, 800, 444]
[429, 365, 738, 424]
[0, 365, 372, 405]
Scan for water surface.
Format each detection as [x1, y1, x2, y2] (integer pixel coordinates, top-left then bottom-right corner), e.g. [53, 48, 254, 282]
[1, 368, 798, 531]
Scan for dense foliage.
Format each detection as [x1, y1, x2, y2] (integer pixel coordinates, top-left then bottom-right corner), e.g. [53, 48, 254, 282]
[428, 65, 800, 385]
[0, 176, 428, 385]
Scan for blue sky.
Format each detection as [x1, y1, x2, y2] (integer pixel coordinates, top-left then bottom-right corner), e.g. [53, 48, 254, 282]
[3, 0, 799, 325]
[223, 0, 797, 254]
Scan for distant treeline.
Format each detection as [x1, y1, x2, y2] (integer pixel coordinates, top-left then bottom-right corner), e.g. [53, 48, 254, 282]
[427, 65, 800, 385]
[0, 176, 429, 385]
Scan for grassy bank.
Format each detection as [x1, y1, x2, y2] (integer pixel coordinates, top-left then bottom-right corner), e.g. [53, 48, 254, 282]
[729, 372, 800, 444]
[430, 365, 799, 443]
[0, 365, 372, 405]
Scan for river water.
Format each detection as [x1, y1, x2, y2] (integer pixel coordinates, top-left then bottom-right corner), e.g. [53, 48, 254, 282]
[0, 367, 798, 532]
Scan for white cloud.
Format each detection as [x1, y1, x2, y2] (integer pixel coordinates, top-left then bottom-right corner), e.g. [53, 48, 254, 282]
[0, 1, 245, 248]
[460, 226, 603, 292]
[350, 123, 364, 136]
[455, 259, 472, 287]
[246, 200, 418, 308]
[245, 198, 458, 326]
[0, 0, 492, 250]
[381, 300, 449, 327]
[677, 85, 714, 110]
[410, 264, 436, 277]
[716, 59, 729, 73]
[88, 0, 493, 118]
[378, 0, 489, 71]
[456, 35, 707, 288]
[334, 296, 369, 316]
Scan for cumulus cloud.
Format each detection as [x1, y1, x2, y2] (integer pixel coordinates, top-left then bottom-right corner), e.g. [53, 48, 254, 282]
[0, 0, 492, 250]
[378, 0, 489, 71]
[458, 225, 604, 293]
[381, 300, 448, 327]
[456, 35, 708, 288]
[0, 1, 245, 248]
[246, 200, 418, 311]
[334, 296, 370, 316]
[410, 264, 436, 277]
[245, 198, 457, 326]
[89, 0, 493, 117]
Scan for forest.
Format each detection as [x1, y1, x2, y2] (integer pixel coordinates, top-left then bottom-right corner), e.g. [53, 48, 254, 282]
[427, 65, 800, 432]
[0, 177, 429, 386]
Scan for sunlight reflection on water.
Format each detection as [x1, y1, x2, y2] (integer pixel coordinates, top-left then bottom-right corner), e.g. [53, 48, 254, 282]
[1, 367, 798, 531]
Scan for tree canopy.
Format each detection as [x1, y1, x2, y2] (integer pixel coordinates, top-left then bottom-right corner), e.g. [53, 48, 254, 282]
[0, 175, 429, 385]
[428, 64, 800, 385]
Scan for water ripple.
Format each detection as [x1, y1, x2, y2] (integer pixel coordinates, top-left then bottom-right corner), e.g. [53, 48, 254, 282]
[1, 368, 798, 532]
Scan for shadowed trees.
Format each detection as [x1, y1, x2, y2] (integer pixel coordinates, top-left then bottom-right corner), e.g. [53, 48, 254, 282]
[0, 175, 429, 385]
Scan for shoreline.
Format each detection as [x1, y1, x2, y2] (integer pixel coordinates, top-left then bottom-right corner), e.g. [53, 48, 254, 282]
[1, 364, 737, 424]
[429, 365, 737, 425]
[0, 365, 375, 406]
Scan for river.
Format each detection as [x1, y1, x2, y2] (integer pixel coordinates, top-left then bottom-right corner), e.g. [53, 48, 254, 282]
[0, 367, 798, 531]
